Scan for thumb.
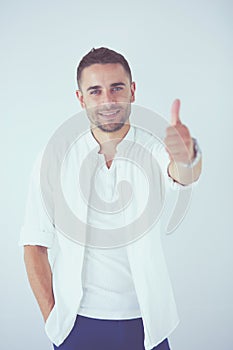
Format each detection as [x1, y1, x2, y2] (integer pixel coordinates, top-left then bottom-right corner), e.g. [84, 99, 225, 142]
[171, 99, 181, 126]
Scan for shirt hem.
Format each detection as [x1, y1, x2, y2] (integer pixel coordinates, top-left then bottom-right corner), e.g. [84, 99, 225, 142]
[145, 318, 180, 350]
[77, 309, 142, 320]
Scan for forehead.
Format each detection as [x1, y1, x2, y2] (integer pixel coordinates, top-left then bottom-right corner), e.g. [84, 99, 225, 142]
[80, 63, 130, 88]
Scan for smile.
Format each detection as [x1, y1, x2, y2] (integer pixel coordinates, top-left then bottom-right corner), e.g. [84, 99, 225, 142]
[98, 110, 120, 118]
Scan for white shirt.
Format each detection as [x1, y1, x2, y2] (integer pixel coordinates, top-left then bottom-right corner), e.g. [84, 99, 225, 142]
[19, 124, 195, 349]
[78, 245, 142, 319]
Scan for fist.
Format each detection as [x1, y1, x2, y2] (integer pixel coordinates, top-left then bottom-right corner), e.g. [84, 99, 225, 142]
[164, 99, 195, 164]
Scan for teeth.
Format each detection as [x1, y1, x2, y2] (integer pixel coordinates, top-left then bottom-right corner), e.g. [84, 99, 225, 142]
[100, 110, 119, 116]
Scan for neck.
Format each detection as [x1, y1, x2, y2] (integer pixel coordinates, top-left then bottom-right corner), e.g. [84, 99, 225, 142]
[91, 122, 130, 154]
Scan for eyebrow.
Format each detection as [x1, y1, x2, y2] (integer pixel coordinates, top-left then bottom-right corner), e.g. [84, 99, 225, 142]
[86, 82, 126, 92]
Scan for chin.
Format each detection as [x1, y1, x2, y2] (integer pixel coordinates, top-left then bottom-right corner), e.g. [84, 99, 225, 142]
[97, 122, 125, 133]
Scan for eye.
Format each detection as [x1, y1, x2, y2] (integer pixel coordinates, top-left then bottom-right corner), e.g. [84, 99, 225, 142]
[90, 89, 101, 95]
[112, 86, 123, 92]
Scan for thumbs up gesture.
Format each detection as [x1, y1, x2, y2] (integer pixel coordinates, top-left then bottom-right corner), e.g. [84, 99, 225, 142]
[164, 99, 195, 165]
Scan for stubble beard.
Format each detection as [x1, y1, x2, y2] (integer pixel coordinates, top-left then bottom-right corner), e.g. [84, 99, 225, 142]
[87, 103, 131, 133]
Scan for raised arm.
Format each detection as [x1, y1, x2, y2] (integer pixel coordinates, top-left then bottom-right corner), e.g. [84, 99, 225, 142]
[165, 99, 202, 185]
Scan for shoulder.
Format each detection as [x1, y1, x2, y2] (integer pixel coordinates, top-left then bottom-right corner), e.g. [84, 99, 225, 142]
[133, 125, 165, 154]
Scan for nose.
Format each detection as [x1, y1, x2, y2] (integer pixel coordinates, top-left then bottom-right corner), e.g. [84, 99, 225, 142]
[101, 89, 116, 106]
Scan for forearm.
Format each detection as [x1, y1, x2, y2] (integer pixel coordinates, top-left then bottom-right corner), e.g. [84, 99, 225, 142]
[168, 156, 202, 186]
[24, 245, 54, 322]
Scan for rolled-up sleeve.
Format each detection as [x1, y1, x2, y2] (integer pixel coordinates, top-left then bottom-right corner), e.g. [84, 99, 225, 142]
[19, 151, 55, 248]
[153, 141, 200, 191]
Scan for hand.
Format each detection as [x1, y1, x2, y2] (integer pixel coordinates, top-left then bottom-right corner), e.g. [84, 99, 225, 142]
[164, 99, 195, 164]
[43, 302, 55, 323]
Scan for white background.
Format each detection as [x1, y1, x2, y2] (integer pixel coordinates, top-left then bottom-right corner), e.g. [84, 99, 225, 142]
[1, 0, 232, 349]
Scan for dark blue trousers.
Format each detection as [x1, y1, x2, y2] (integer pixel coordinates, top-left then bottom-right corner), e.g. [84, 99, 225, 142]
[53, 315, 171, 350]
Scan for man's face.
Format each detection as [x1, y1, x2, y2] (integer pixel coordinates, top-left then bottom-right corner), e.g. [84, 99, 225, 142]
[76, 63, 136, 133]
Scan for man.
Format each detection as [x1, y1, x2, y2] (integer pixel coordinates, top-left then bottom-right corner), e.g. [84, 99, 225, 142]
[20, 47, 202, 350]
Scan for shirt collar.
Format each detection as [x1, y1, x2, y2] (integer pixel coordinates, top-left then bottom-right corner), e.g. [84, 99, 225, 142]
[85, 124, 135, 153]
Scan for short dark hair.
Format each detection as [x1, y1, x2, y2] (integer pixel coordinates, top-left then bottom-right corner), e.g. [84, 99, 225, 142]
[77, 47, 132, 89]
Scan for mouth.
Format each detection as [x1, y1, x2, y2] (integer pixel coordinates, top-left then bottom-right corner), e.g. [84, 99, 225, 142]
[98, 109, 120, 119]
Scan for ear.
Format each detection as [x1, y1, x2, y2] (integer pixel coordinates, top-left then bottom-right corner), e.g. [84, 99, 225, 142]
[76, 90, 86, 109]
[130, 82, 136, 103]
